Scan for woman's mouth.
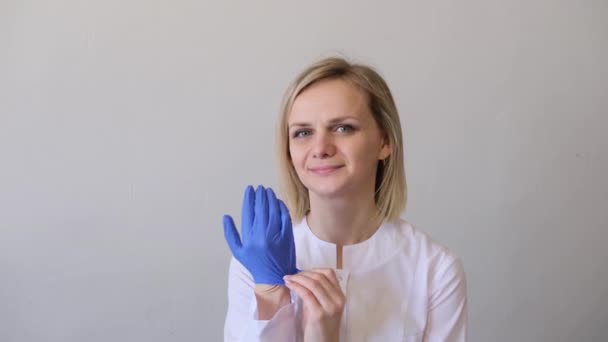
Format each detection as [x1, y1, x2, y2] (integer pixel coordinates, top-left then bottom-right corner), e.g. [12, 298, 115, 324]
[309, 165, 344, 176]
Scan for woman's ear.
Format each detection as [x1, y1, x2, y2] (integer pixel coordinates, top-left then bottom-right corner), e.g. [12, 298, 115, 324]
[379, 139, 391, 161]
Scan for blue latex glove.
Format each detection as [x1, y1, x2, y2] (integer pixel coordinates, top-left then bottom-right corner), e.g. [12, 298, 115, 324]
[223, 185, 298, 285]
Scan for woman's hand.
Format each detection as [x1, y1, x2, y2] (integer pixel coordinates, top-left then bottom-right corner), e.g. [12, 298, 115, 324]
[284, 269, 345, 342]
[223, 185, 298, 285]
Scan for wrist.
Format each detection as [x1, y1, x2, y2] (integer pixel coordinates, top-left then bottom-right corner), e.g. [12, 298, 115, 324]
[255, 284, 286, 294]
[254, 285, 291, 320]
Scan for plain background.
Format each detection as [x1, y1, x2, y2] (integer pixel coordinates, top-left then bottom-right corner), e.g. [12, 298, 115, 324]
[1, 1, 607, 341]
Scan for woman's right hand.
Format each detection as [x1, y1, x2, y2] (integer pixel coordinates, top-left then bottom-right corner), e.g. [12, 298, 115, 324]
[284, 269, 345, 342]
[223, 185, 298, 285]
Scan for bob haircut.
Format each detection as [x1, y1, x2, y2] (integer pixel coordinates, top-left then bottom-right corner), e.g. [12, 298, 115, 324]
[277, 57, 407, 223]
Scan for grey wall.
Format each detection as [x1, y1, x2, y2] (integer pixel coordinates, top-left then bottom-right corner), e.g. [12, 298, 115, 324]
[1, 1, 607, 341]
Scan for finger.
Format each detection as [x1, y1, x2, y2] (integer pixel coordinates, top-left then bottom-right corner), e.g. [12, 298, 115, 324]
[265, 188, 281, 240]
[301, 269, 345, 304]
[223, 215, 242, 257]
[295, 271, 337, 295]
[310, 268, 340, 288]
[241, 185, 255, 239]
[285, 272, 338, 311]
[254, 185, 269, 231]
[284, 277, 323, 313]
[301, 269, 346, 313]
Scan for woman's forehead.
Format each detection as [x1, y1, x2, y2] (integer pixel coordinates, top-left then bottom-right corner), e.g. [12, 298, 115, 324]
[288, 79, 371, 124]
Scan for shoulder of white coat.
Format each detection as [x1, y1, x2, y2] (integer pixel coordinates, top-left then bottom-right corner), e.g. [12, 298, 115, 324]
[396, 219, 464, 275]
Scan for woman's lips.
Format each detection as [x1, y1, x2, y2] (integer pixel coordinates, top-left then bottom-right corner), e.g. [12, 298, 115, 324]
[309, 165, 344, 176]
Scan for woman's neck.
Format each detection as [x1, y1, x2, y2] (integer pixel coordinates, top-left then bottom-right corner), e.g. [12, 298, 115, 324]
[306, 192, 382, 246]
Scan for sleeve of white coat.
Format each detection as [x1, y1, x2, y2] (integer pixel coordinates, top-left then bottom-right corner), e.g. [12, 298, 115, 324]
[224, 257, 298, 342]
[423, 256, 468, 342]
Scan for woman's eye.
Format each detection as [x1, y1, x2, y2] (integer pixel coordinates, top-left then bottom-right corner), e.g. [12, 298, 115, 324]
[336, 125, 354, 133]
[293, 130, 311, 138]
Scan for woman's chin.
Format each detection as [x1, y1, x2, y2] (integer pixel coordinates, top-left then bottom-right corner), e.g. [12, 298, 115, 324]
[306, 182, 351, 199]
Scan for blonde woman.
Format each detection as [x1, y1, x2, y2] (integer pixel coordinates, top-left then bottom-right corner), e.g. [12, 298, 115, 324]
[223, 57, 467, 342]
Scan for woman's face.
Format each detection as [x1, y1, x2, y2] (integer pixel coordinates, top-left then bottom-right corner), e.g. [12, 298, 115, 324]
[288, 78, 391, 199]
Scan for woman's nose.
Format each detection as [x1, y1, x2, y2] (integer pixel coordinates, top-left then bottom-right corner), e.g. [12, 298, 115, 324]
[312, 132, 335, 159]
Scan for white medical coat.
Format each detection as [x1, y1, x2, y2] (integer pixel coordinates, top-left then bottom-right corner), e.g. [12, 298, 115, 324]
[224, 218, 467, 341]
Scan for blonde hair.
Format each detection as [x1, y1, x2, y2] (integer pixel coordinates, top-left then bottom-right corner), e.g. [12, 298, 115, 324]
[277, 57, 407, 223]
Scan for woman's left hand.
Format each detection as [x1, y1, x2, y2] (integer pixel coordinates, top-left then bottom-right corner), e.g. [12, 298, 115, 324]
[284, 269, 345, 342]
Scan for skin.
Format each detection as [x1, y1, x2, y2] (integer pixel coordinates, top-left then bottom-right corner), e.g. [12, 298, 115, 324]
[288, 78, 391, 246]
[255, 78, 391, 341]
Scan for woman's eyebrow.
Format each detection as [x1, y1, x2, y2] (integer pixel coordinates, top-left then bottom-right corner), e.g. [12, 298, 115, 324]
[288, 116, 359, 129]
[327, 116, 359, 124]
[288, 122, 311, 129]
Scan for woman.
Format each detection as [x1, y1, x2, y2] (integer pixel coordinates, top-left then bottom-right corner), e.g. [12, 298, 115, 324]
[223, 57, 467, 341]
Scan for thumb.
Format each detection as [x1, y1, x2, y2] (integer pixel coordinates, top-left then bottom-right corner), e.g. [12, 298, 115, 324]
[223, 215, 242, 256]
